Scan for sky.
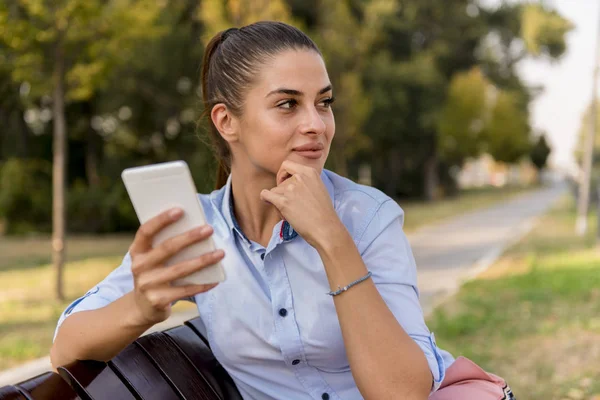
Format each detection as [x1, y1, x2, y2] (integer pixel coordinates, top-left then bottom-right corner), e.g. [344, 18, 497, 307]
[516, 1, 599, 173]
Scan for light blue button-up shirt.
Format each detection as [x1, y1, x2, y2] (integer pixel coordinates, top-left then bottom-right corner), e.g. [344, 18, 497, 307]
[55, 169, 453, 399]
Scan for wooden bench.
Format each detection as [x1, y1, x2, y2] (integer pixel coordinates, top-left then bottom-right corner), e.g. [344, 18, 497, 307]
[0, 318, 242, 400]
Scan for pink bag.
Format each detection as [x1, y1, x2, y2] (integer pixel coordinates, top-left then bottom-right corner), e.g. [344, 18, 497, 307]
[429, 357, 515, 400]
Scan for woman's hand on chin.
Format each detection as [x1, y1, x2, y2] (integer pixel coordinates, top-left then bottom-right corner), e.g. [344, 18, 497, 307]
[260, 160, 344, 248]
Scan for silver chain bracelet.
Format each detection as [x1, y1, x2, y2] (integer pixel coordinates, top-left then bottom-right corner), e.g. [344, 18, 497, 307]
[327, 271, 372, 296]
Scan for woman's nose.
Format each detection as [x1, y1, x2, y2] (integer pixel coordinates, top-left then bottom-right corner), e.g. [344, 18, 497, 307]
[299, 106, 327, 135]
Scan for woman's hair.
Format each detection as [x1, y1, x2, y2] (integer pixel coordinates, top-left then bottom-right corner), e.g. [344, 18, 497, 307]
[200, 21, 322, 189]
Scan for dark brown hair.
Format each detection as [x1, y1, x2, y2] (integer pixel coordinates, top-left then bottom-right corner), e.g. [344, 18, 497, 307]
[200, 21, 321, 189]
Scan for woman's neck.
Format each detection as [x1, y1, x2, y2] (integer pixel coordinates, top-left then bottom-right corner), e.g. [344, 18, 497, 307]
[230, 165, 282, 247]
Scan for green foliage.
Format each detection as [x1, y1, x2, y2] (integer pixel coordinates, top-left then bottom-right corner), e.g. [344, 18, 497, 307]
[67, 179, 138, 233]
[438, 67, 489, 164]
[199, 0, 295, 40]
[521, 3, 573, 59]
[0, 158, 52, 234]
[0, 0, 166, 102]
[484, 90, 532, 163]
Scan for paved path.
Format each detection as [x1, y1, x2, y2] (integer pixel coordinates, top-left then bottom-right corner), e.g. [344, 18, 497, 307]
[411, 183, 567, 314]
[0, 183, 567, 386]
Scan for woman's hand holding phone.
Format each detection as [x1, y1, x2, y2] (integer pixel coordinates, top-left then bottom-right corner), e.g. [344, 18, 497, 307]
[128, 207, 224, 325]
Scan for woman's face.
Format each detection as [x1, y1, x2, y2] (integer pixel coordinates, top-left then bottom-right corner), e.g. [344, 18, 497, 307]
[231, 49, 335, 178]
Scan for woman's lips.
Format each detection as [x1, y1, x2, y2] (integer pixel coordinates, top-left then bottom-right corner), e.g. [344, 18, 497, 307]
[293, 143, 324, 159]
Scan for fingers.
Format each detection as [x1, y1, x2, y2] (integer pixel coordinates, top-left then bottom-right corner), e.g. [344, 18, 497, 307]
[260, 189, 286, 210]
[277, 160, 318, 186]
[276, 170, 293, 187]
[143, 283, 219, 310]
[130, 208, 184, 254]
[132, 225, 214, 274]
[277, 161, 302, 186]
[137, 249, 225, 289]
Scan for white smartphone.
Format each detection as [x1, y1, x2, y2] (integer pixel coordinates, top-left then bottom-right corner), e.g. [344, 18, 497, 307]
[121, 160, 226, 286]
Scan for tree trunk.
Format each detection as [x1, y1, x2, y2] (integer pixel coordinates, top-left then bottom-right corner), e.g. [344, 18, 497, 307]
[52, 43, 67, 301]
[424, 152, 438, 202]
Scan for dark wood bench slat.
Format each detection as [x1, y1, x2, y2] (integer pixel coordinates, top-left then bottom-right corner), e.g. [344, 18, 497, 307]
[183, 319, 210, 348]
[164, 326, 242, 400]
[16, 371, 80, 400]
[135, 333, 218, 400]
[58, 360, 136, 400]
[0, 386, 27, 400]
[108, 343, 181, 400]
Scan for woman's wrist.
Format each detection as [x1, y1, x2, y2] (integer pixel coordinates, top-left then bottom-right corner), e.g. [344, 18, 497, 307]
[312, 218, 350, 255]
[125, 291, 160, 330]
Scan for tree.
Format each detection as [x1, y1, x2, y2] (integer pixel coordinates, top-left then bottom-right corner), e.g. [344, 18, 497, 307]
[483, 89, 531, 164]
[0, 0, 164, 300]
[529, 134, 552, 179]
[364, 0, 486, 199]
[367, 1, 571, 199]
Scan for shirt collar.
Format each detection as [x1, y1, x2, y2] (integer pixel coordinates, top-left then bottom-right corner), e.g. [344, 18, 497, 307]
[221, 174, 251, 243]
[220, 170, 335, 244]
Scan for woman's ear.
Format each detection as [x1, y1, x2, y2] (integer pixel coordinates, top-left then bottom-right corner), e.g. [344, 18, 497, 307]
[211, 103, 239, 144]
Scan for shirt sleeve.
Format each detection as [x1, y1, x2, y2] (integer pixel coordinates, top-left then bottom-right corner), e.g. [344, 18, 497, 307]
[53, 252, 135, 342]
[356, 199, 446, 392]
[53, 252, 199, 342]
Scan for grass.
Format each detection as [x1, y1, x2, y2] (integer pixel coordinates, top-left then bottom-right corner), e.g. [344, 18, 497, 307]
[401, 184, 538, 233]
[426, 195, 600, 399]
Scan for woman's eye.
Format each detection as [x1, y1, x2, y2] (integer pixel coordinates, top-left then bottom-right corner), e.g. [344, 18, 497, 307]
[320, 97, 336, 108]
[278, 99, 297, 109]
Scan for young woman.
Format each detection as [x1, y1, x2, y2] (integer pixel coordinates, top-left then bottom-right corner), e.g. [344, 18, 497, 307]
[51, 21, 513, 400]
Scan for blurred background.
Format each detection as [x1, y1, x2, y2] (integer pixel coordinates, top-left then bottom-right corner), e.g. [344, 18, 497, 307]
[1, 0, 599, 398]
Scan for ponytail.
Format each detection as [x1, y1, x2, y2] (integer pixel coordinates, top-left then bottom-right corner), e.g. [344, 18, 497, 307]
[200, 31, 232, 190]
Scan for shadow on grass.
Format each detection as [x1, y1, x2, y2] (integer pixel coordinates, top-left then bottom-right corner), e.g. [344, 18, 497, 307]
[0, 320, 54, 336]
[0, 234, 132, 273]
[0, 253, 126, 273]
[0, 257, 54, 273]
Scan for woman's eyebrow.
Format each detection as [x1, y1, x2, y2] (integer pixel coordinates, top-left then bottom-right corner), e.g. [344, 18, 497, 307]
[266, 84, 332, 98]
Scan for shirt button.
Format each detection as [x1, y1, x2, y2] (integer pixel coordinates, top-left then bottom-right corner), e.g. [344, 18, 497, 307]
[260, 253, 265, 260]
[321, 393, 330, 400]
[279, 308, 288, 317]
[292, 359, 300, 365]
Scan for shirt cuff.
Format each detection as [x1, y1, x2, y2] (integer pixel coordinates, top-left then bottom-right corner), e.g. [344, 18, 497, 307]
[415, 332, 446, 392]
[53, 286, 101, 342]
